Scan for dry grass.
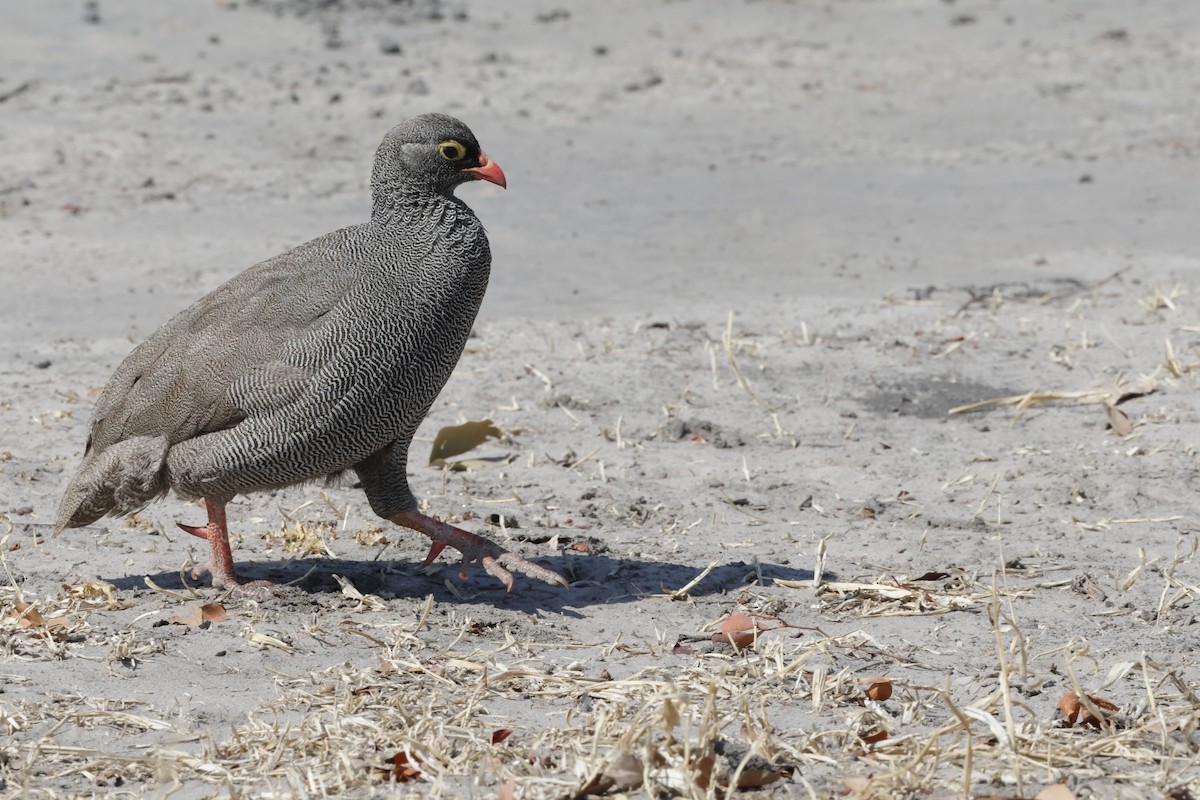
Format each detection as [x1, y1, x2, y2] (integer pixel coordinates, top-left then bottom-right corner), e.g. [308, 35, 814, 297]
[4, 559, 1200, 798]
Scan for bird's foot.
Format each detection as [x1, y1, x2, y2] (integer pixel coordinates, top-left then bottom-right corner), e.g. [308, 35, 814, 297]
[188, 558, 279, 599]
[391, 510, 568, 592]
[178, 499, 278, 598]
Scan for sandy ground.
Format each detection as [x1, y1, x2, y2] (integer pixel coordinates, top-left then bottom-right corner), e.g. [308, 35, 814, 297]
[3, 1, 1200, 797]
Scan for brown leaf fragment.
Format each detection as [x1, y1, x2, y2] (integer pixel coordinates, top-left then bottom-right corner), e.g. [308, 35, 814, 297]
[1104, 403, 1132, 436]
[370, 752, 423, 784]
[910, 571, 951, 583]
[693, 754, 715, 791]
[168, 603, 228, 627]
[167, 606, 204, 627]
[578, 752, 643, 797]
[1057, 691, 1081, 724]
[859, 728, 889, 744]
[714, 632, 756, 649]
[1057, 690, 1118, 727]
[736, 766, 784, 788]
[843, 776, 872, 793]
[577, 772, 615, 797]
[8, 602, 68, 640]
[491, 728, 513, 745]
[864, 678, 893, 702]
[712, 612, 757, 648]
[12, 602, 48, 628]
[200, 603, 228, 623]
[570, 541, 593, 554]
[720, 612, 755, 632]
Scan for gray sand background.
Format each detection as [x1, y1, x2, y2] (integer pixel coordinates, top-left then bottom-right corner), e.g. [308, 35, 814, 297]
[3, 1, 1200, 796]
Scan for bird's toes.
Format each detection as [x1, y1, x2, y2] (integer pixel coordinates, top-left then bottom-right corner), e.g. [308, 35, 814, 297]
[497, 552, 569, 590]
[227, 580, 280, 600]
[478, 556, 516, 592]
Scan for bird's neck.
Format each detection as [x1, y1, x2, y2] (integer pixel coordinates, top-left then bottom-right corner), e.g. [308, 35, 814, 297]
[370, 186, 462, 223]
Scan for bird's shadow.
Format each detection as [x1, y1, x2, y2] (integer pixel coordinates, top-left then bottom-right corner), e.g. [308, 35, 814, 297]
[107, 553, 815, 617]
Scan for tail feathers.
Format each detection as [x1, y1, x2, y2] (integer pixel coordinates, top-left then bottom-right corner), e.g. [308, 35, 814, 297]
[54, 436, 170, 534]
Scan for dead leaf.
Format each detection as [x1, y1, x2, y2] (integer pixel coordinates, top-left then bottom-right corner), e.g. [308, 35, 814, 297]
[1036, 784, 1077, 800]
[167, 606, 203, 626]
[712, 612, 757, 649]
[1057, 690, 1119, 727]
[200, 603, 228, 623]
[8, 602, 68, 639]
[11, 602, 48, 629]
[693, 754, 715, 790]
[579, 752, 643, 796]
[429, 420, 502, 466]
[491, 728, 513, 745]
[167, 603, 226, 627]
[844, 776, 872, 793]
[1104, 403, 1132, 436]
[736, 767, 784, 788]
[577, 772, 615, 797]
[864, 678, 893, 702]
[859, 728, 889, 744]
[371, 751, 423, 783]
[570, 541, 594, 554]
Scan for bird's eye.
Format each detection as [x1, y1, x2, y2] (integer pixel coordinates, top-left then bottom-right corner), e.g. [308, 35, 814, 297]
[437, 140, 467, 161]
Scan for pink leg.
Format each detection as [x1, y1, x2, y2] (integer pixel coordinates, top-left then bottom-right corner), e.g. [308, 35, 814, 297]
[391, 510, 568, 592]
[177, 498, 276, 598]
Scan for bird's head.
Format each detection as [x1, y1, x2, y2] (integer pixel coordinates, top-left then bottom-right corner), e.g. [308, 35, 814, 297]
[371, 113, 506, 199]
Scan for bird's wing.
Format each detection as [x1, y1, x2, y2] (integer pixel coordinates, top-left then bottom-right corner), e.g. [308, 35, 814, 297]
[84, 227, 365, 457]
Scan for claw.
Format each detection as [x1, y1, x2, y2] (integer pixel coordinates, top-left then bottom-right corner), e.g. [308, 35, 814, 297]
[176, 521, 209, 540]
[391, 510, 569, 591]
[421, 541, 448, 568]
[176, 497, 277, 595]
[479, 556, 515, 592]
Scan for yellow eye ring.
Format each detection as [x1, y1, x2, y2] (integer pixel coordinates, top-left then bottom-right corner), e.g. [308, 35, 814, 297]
[437, 140, 467, 161]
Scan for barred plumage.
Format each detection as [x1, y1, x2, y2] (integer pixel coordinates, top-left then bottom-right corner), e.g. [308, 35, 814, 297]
[55, 114, 567, 595]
